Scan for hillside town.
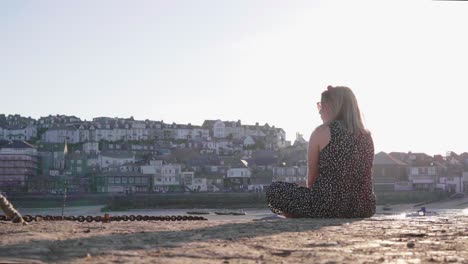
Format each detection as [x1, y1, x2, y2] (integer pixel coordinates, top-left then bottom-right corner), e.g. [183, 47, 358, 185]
[0, 114, 467, 195]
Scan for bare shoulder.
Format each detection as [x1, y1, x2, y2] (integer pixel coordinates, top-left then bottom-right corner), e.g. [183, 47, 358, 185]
[311, 124, 330, 140]
[309, 124, 331, 151]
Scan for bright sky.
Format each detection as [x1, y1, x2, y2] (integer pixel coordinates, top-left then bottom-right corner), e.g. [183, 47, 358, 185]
[1, 0, 467, 155]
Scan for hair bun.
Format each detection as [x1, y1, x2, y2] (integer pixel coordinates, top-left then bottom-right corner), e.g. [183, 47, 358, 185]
[327, 85, 333, 91]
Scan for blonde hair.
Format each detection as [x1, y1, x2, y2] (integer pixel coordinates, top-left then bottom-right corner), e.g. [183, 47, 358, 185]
[321, 86, 369, 135]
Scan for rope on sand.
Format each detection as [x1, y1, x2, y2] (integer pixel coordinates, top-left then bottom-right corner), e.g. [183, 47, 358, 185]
[0, 193, 24, 223]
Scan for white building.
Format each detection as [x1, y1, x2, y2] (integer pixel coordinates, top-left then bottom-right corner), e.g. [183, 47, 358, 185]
[213, 120, 226, 138]
[98, 152, 135, 169]
[463, 172, 468, 193]
[180, 171, 209, 192]
[408, 166, 439, 191]
[272, 166, 307, 186]
[224, 120, 244, 139]
[141, 160, 183, 190]
[128, 121, 149, 141]
[2, 125, 37, 141]
[91, 118, 151, 142]
[191, 178, 208, 192]
[141, 160, 164, 174]
[438, 176, 464, 193]
[94, 126, 126, 142]
[43, 126, 80, 143]
[77, 124, 91, 142]
[192, 127, 210, 139]
[169, 124, 210, 140]
[227, 167, 251, 178]
[243, 124, 266, 138]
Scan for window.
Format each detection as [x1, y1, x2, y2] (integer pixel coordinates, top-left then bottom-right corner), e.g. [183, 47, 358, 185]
[129, 177, 134, 183]
[122, 177, 127, 184]
[115, 177, 121, 184]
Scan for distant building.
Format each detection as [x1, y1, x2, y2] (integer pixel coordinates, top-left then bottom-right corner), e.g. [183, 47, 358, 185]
[248, 176, 272, 192]
[438, 176, 463, 193]
[83, 142, 100, 154]
[463, 172, 468, 193]
[37, 115, 81, 128]
[94, 172, 150, 193]
[373, 152, 409, 191]
[141, 160, 183, 192]
[0, 125, 37, 141]
[202, 119, 288, 150]
[0, 140, 39, 191]
[388, 152, 446, 192]
[192, 177, 208, 192]
[42, 125, 80, 143]
[407, 163, 445, 191]
[225, 164, 252, 191]
[293, 132, 307, 147]
[227, 167, 251, 178]
[98, 152, 135, 170]
[272, 165, 307, 187]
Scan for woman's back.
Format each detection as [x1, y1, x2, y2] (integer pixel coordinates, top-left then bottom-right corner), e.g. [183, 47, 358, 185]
[265, 85, 375, 218]
[310, 120, 375, 218]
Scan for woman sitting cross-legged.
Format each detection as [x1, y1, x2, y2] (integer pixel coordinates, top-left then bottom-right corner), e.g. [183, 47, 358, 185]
[266, 85, 375, 218]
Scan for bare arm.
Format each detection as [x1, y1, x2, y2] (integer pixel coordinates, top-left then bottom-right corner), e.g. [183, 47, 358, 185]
[307, 126, 330, 188]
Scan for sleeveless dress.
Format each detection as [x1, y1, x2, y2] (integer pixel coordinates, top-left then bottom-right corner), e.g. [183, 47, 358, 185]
[266, 120, 376, 218]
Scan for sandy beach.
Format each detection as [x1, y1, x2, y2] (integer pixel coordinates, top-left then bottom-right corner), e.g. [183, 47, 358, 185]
[1, 200, 467, 263]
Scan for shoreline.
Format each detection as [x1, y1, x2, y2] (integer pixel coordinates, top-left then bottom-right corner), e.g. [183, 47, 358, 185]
[7, 191, 455, 211]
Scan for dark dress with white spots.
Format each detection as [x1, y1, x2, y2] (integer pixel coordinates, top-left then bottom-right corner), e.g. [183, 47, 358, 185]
[266, 120, 376, 218]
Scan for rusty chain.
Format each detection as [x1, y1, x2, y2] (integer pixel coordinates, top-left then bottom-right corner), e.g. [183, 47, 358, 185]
[0, 214, 207, 223]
